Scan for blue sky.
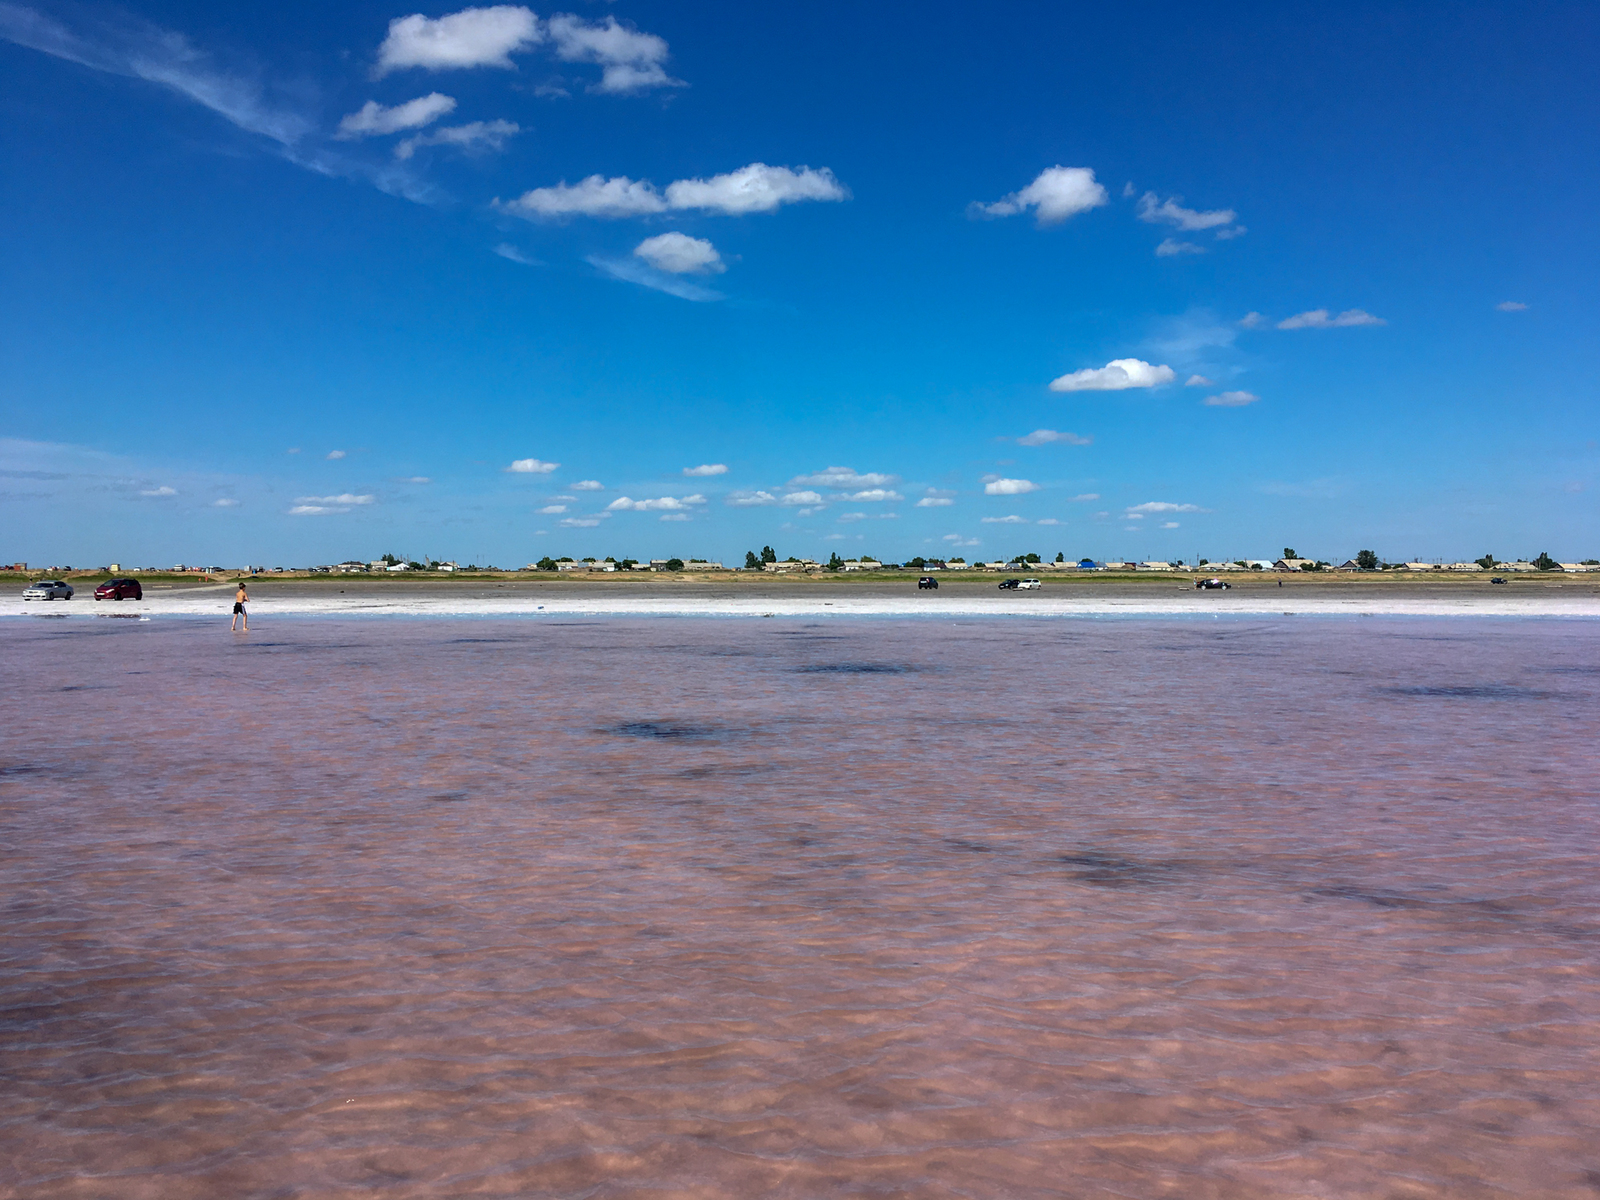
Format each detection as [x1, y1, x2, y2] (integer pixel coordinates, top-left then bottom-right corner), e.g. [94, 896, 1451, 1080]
[2, 0, 1596, 567]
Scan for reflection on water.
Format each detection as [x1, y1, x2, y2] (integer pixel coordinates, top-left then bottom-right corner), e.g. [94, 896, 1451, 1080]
[3, 617, 1599, 1199]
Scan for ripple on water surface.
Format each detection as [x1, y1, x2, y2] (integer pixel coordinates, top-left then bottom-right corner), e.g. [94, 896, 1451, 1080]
[2, 616, 1599, 1199]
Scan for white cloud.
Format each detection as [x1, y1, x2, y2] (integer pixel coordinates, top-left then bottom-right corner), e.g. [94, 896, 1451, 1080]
[664, 163, 849, 215]
[1070, 493, 1100, 502]
[296, 493, 375, 505]
[289, 492, 375, 515]
[1155, 238, 1204, 257]
[546, 14, 682, 94]
[588, 255, 725, 302]
[289, 505, 337, 515]
[507, 457, 559, 473]
[837, 512, 868, 522]
[1185, 374, 1214, 387]
[635, 232, 724, 275]
[943, 534, 980, 547]
[1496, 301, 1528, 312]
[1017, 428, 1091, 446]
[606, 493, 706, 511]
[1205, 390, 1259, 407]
[1238, 312, 1266, 329]
[1036, 517, 1060, 526]
[984, 477, 1037, 495]
[398, 476, 431, 483]
[1160, 521, 1180, 528]
[395, 119, 518, 160]
[683, 463, 727, 476]
[659, 512, 691, 521]
[140, 486, 177, 496]
[981, 515, 1027, 524]
[1125, 501, 1202, 514]
[326, 450, 346, 460]
[376, 7, 542, 75]
[780, 490, 824, 506]
[537, 504, 567, 513]
[842, 488, 901, 502]
[212, 497, 239, 507]
[572, 480, 603, 490]
[337, 93, 456, 138]
[1136, 192, 1236, 231]
[972, 166, 1108, 225]
[493, 243, 540, 266]
[503, 163, 847, 221]
[916, 497, 954, 507]
[560, 516, 602, 527]
[1214, 225, 1247, 240]
[1049, 358, 1175, 392]
[726, 490, 777, 506]
[790, 467, 897, 488]
[508, 175, 668, 218]
[1277, 308, 1386, 329]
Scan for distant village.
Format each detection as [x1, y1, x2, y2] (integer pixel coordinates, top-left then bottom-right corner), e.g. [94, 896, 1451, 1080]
[18, 548, 1595, 578]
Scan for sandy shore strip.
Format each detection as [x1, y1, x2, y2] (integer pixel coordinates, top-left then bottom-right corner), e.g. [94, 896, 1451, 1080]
[6, 577, 1600, 619]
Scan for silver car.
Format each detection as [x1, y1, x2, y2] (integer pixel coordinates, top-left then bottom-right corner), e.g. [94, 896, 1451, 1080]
[23, 579, 74, 601]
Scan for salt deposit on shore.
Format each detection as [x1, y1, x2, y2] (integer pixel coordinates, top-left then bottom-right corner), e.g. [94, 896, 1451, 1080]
[6, 579, 1600, 619]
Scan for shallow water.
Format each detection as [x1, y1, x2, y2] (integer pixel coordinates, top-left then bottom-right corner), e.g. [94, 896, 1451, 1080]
[3, 616, 1599, 1198]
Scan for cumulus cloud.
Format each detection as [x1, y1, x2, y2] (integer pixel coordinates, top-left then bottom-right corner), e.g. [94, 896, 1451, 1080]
[140, 485, 177, 496]
[1017, 428, 1091, 446]
[503, 163, 847, 220]
[1155, 238, 1204, 257]
[560, 516, 602, 527]
[212, 497, 239, 507]
[916, 497, 954, 507]
[842, 488, 901, 502]
[659, 512, 691, 521]
[984, 477, 1037, 496]
[683, 463, 727, 476]
[726, 490, 776, 506]
[507, 457, 559, 473]
[337, 93, 456, 138]
[790, 467, 898, 488]
[606, 493, 706, 511]
[1496, 301, 1528, 312]
[289, 492, 375, 515]
[1277, 308, 1386, 329]
[395, 119, 518, 160]
[981, 515, 1027, 524]
[1185, 374, 1214, 387]
[1136, 192, 1236, 231]
[1205, 390, 1259, 407]
[1049, 358, 1175, 392]
[376, 6, 542, 74]
[537, 504, 567, 513]
[546, 13, 682, 94]
[326, 450, 346, 460]
[1125, 501, 1203, 514]
[972, 166, 1108, 225]
[588, 255, 724, 302]
[571, 480, 603, 490]
[781, 490, 824, 506]
[635, 232, 724, 275]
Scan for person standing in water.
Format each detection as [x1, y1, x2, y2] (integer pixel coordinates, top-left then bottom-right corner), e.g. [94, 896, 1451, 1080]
[231, 581, 249, 631]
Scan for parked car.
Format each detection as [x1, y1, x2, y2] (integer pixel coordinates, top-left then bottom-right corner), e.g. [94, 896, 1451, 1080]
[1196, 577, 1231, 590]
[94, 578, 143, 601]
[918, 576, 939, 589]
[1490, 577, 1507, 584]
[1017, 578, 1042, 590]
[998, 578, 1021, 590]
[23, 579, 73, 601]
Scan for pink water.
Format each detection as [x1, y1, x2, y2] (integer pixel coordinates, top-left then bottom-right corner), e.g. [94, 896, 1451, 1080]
[3, 615, 1599, 1198]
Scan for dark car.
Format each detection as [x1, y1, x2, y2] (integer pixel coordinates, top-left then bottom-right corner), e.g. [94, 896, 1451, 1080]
[1490, 577, 1507, 584]
[997, 578, 1021, 590]
[95, 578, 143, 601]
[1195, 577, 1231, 590]
[918, 576, 939, 590]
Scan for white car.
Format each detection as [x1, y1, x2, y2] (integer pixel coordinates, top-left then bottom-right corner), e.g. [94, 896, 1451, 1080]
[23, 580, 74, 601]
[1017, 578, 1042, 590]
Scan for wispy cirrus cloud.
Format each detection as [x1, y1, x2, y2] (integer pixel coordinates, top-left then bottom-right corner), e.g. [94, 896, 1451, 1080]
[1016, 428, 1091, 446]
[587, 255, 725, 302]
[1277, 308, 1386, 329]
[337, 93, 456, 138]
[395, 119, 518, 160]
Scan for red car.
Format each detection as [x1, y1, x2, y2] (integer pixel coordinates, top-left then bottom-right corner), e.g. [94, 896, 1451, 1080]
[94, 578, 143, 601]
